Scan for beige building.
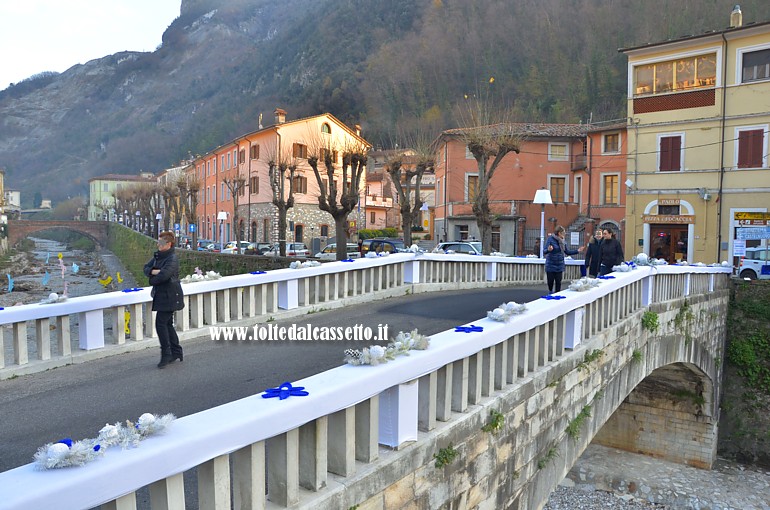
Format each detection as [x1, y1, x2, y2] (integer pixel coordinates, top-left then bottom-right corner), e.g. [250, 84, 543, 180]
[621, 6, 770, 265]
[87, 173, 156, 221]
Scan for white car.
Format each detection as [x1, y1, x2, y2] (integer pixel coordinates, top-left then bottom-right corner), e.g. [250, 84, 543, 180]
[315, 243, 361, 261]
[737, 247, 769, 279]
[221, 241, 251, 254]
[432, 241, 483, 255]
[264, 243, 310, 257]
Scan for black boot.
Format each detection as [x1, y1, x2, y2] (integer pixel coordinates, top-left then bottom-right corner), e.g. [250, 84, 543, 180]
[157, 355, 174, 368]
[173, 351, 183, 362]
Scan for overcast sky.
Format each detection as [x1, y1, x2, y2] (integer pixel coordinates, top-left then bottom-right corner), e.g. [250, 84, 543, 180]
[0, 1, 181, 91]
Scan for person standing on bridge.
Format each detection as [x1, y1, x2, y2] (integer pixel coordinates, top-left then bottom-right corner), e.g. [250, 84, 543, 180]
[144, 231, 185, 368]
[599, 228, 624, 276]
[545, 226, 584, 293]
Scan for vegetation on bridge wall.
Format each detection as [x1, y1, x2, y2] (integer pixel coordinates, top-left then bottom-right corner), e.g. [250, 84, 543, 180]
[720, 280, 770, 468]
[105, 223, 291, 282]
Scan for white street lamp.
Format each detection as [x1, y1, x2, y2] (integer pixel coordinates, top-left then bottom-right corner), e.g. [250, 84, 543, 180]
[135, 210, 141, 232]
[217, 211, 228, 252]
[533, 188, 553, 259]
[124, 210, 128, 227]
[155, 213, 162, 237]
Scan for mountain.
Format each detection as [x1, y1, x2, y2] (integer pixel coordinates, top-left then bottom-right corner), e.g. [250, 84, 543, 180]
[1, 0, 769, 204]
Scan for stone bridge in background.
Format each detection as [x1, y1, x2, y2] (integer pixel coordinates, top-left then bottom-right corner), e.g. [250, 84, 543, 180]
[6, 220, 110, 247]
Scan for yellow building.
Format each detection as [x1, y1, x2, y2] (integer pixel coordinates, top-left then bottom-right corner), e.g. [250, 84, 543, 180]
[621, 6, 770, 265]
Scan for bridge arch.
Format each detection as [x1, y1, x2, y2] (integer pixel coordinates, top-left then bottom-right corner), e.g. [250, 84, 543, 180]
[7, 220, 109, 247]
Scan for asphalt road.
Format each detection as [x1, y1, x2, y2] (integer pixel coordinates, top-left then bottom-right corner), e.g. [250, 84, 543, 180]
[0, 284, 546, 473]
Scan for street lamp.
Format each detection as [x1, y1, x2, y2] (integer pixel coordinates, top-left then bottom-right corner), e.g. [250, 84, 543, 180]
[533, 188, 552, 259]
[124, 210, 128, 227]
[217, 211, 227, 252]
[135, 210, 141, 232]
[156, 213, 162, 237]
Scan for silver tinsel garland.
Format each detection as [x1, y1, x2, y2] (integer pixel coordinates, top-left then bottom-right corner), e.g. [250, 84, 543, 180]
[344, 329, 430, 366]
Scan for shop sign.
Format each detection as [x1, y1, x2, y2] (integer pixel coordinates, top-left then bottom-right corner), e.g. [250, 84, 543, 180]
[658, 199, 680, 206]
[734, 212, 770, 226]
[642, 215, 694, 224]
[737, 227, 770, 240]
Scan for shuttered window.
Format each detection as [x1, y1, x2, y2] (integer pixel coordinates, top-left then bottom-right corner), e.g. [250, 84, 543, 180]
[659, 136, 682, 172]
[737, 129, 764, 168]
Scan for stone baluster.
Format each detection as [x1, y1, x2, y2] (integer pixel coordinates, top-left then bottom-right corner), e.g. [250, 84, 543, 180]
[148, 473, 186, 510]
[198, 454, 230, 509]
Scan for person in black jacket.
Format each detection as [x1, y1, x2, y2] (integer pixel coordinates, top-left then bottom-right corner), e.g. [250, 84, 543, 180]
[144, 231, 185, 368]
[584, 229, 603, 277]
[599, 228, 625, 276]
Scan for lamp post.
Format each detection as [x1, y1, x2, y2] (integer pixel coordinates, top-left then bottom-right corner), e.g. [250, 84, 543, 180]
[135, 210, 141, 232]
[533, 189, 553, 259]
[156, 213, 162, 237]
[124, 210, 128, 227]
[217, 211, 227, 252]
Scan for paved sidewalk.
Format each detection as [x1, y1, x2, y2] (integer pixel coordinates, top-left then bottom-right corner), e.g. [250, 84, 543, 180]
[562, 444, 770, 509]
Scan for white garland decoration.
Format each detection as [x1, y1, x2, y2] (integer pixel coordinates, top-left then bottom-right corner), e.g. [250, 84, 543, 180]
[344, 329, 430, 366]
[486, 301, 528, 322]
[568, 277, 602, 292]
[290, 260, 321, 269]
[181, 270, 222, 283]
[34, 413, 175, 470]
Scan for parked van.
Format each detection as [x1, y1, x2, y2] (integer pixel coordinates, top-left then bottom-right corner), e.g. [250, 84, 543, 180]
[737, 247, 770, 280]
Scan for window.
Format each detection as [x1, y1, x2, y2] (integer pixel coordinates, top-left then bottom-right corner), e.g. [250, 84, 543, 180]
[320, 224, 329, 237]
[103, 183, 108, 192]
[250, 176, 259, 194]
[293, 175, 308, 194]
[221, 183, 225, 201]
[250, 144, 259, 159]
[736, 128, 766, 168]
[293, 143, 308, 159]
[602, 174, 619, 205]
[206, 161, 210, 175]
[603, 133, 620, 154]
[263, 219, 270, 242]
[549, 177, 566, 202]
[239, 149, 246, 164]
[548, 143, 569, 161]
[294, 224, 303, 243]
[491, 226, 500, 252]
[321, 123, 331, 134]
[635, 53, 716, 95]
[232, 150, 238, 166]
[226, 154, 230, 169]
[457, 225, 469, 240]
[370, 211, 376, 224]
[741, 48, 770, 83]
[659, 135, 682, 172]
[466, 174, 479, 201]
[659, 205, 680, 215]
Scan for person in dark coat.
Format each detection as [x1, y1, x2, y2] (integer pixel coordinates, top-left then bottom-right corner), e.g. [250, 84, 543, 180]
[584, 229, 603, 278]
[144, 231, 185, 368]
[544, 226, 584, 293]
[599, 228, 625, 276]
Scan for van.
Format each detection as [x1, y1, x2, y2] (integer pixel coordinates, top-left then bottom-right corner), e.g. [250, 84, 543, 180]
[737, 247, 770, 280]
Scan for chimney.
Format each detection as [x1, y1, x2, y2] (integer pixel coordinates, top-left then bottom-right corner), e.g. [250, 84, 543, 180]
[730, 4, 743, 28]
[274, 108, 287, 125]
[355, 124, 361, 136]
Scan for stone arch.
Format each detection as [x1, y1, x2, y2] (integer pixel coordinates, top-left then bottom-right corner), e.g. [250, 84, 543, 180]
[7, 221, 109, 248]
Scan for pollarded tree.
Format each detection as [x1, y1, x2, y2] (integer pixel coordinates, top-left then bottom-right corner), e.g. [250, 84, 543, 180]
[177, 175, 200, 245]
[307, 142, 368, 261]
[223, 175, 247, 250]
[267, 149, 297, 257]
[455, 96, 522, 254]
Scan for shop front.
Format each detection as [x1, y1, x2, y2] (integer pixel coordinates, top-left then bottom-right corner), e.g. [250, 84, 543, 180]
[641, 199, 695, 263]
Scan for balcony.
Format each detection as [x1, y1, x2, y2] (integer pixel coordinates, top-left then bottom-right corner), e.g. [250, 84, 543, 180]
[365, 195, 393, 208]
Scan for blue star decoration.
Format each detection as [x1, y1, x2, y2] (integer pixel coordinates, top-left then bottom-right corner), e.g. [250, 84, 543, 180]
[249, 271, 267, 275]
[341, 259, 356, 262]
[121, 288, 142, 292]
[541, 295, 566, 300]
[597, 275, 616, 280]
[455, 325, 484, 333]
[262, 382, 309, 400]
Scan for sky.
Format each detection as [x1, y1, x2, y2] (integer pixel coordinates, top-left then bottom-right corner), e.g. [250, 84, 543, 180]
[0, 1, 181, 91]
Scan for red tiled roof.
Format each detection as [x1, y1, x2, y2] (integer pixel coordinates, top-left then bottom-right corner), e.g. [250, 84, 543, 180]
[443, 122, 587, 138]
[88, 174, 156, 183]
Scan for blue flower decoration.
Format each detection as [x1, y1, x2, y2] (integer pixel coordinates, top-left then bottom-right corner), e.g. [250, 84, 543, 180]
[454, 325, 484, 333]
[541, 295, 566, 300]
[0, 307, 4, 310]
[250, 271, 267, 275]
[57, 438, 73, 448]
[597, 275, 615, 280]
[262, 381, 309, 400]
[122, 287, 142, 292]
[341, 259, 355, 262]
[93, 444, 101, 452]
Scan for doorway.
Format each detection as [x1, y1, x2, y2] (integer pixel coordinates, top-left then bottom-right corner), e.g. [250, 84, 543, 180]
[650, 225, 688, 264]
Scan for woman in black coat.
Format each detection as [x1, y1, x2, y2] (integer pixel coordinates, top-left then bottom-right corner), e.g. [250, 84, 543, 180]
[584, 229, 603, 277]
[599, 229, 625, 276]
[144, 231, 185, 368]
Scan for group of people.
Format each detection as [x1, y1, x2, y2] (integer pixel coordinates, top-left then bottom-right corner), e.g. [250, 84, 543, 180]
[543, 226, 624, 293]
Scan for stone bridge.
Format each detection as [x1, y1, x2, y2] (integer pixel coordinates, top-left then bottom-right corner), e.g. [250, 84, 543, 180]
[0, 257, 730, 510]
[6, 220, 110, 247]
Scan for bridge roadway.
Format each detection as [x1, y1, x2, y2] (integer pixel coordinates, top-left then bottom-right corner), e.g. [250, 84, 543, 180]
[0, 284, 546, 473]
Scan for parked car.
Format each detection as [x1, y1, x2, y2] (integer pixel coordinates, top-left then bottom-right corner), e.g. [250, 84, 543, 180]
[362, 238, 406, 254]
[196, 239, 214, 251]
[264, 242, 310, 257]
[432, 241, 483, 255]
[244, 242, 273, 255]
[221, 241, 251, 254]
[315, 243, 361, 261]
[737, 247, 770, 280]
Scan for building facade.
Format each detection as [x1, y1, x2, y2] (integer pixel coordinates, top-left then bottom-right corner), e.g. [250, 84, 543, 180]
[621, 7, 770, 264]
[87, 173, 156, 222]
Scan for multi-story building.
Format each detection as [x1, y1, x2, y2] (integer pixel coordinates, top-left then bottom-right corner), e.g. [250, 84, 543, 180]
[87, 173, 156, 221]
[190, 109, 371, 246]
[434, 124, 590, 254]
[621, 6, 770, 264]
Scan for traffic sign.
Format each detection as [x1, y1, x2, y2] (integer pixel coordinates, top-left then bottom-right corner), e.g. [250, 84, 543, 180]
[189, 224, 196, 232]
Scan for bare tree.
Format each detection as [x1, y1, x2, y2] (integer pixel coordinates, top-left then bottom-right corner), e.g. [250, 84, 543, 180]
[455, 96, 522, 254]
[161, 183, 180, 231]
[267, 147, 297, 257]
[223, 175, 247, 251]
[177, 175, 200, 246]
[308, 142, 368, 261]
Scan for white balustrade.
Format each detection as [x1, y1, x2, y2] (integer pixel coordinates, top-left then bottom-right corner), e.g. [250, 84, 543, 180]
[0, 264, 731, 509]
